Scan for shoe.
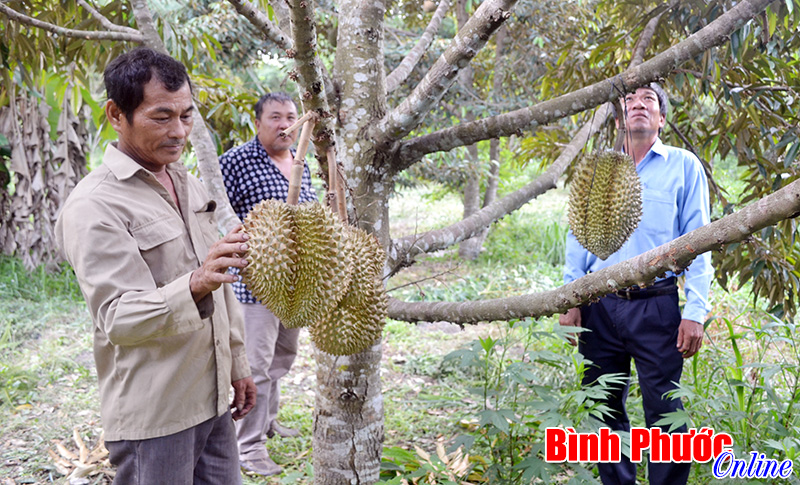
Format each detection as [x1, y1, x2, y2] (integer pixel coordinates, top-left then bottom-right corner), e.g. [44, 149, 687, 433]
[267, 421, 300, 439]
[240, 455, 282, 476]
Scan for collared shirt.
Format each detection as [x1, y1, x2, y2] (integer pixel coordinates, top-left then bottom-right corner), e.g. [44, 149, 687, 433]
[564, 139, 712, 323]
[55, 144, 250, 442]
[220, 138, 317, 303]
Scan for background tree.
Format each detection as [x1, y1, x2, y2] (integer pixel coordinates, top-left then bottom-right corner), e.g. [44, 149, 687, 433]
[2, 0, 799, 483]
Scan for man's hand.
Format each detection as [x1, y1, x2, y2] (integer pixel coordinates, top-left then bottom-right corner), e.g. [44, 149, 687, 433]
[677, 318, 704, 358]
[231, 376, 256, 421]
[559, 307, 582, 346]
[190, 225, 249, 302]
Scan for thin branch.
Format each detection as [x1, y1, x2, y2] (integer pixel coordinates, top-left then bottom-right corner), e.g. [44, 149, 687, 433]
[77, 0, 140, 35]
[226, 0, 293, 51]
[371, 0, 514, 147]
[385, 0, 451, 94]
[287, 119, 316, 205]
[280, 110, 316, 137]
[387, 104, 612, 269]
[0, 3, 144, 43]
[391, 0, 774, 173]
[630, 0, 669, 66]
[388, 177, 800, 323]
[287, 0, 336, 184]
[386, 263, 463, 293]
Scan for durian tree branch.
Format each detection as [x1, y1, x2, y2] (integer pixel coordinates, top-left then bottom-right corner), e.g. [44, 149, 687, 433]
[225, 0, 293, 52]
[281, 110, 316, 137]
[77, 0, 141, 35]
[388, 177, 800, 324]
[327, 146, 348, 223]
[287, 119, 316, 205]
[390, 0, 774, 174]
[386, 104, 613, 271]
[0, 2, 144, 43]
[384, 0, 451, 94]
[370, 0, 514, 148]
[286, 0, 336, 183]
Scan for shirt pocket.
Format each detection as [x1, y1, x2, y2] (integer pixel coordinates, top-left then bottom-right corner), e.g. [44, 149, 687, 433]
[130, 216, 186, 287]
[639, 187, 675, 240]
[193, 199, 221, 255]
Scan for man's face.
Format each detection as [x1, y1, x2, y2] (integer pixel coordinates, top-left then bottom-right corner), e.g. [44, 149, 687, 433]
[256, 101, 298, 155]
[107, 78, 194, 172]
[622, 87, 665, 137]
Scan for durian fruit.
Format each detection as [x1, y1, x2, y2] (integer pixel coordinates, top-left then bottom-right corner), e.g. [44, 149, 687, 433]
[286, 202, 353, 328]
[241, 200, 352, 328]
[568, 150, 642, 260]
[310, 226, 388, 356]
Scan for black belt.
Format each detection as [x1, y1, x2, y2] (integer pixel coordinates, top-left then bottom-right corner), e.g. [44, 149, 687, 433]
[614, 277, 677, 300]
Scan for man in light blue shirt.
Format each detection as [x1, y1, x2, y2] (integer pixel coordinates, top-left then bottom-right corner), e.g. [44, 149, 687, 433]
[560, 83, 712, 485]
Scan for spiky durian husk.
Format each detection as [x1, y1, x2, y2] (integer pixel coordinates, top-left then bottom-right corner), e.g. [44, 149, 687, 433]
[310, 226, 388, 356]
[285, 202, 352, 328]
[568, 150, 642, 260]
[241, 200, 298, 320]
[241, 200, 352, 328]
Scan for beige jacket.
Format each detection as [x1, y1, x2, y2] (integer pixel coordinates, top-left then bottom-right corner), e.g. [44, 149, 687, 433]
[56, 144, 249, 441]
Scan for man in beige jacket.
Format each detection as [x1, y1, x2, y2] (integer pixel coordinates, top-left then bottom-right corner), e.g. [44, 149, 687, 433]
[56, 47, 256, 484]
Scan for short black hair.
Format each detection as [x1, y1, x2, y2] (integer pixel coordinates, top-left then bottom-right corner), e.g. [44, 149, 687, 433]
[254, 92, 296, 120]
[104, 47, 192, 122]
[612, 81, 669, 119]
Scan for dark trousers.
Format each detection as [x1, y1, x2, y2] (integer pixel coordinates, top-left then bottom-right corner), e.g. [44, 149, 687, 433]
[106, 411, 241, 485]
[579, 280, 690, 485]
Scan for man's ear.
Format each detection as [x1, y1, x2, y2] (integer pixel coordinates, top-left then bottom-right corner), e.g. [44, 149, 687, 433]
[105, 100, 125, 132]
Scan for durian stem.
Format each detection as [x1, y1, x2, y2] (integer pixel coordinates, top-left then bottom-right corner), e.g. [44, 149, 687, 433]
[280, 110, 315, 138]
[287, 118, 316, 205]
[326, 145, 349, 223]
[613, 98, 626, 152]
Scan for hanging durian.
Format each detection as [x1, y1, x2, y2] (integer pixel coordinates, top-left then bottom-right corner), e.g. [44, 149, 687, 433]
[310, 226, 387, 356]
[241, 116, 387, 354]
[241, 200, 352, 328]
[568, 150, 642, 260]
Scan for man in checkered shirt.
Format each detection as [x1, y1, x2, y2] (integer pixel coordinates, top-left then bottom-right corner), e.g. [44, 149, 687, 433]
[220, 92, 316, 477]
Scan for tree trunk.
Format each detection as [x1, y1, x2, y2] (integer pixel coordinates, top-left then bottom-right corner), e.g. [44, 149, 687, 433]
[312, 344, 384, 484]
[307, 0, 389, 480]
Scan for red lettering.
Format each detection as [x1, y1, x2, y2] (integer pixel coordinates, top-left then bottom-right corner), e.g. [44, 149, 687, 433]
[600, 428, 621, 462]
[578, 432, 599, 462]
[649, 428, 671, 462]
[630, 428, 650, 462]
[545, 428, 567, 462]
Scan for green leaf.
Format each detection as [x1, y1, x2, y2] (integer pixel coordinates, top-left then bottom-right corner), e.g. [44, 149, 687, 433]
[784, 142, 799, 168]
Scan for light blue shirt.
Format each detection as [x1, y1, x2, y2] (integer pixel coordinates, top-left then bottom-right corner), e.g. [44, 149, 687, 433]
[564, 138, 712, 323]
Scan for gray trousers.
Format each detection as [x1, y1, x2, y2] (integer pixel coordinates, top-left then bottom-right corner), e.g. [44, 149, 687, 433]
[106, 411, 240, 485]
[236, 302, 300, 460]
